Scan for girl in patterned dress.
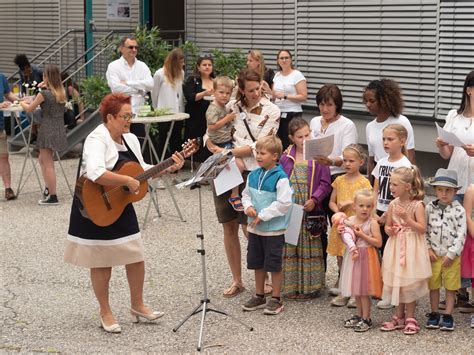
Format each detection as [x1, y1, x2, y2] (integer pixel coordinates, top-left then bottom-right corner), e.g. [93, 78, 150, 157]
[340, 188, 383, 332]
[380, 166, 432, 335]
[280, 117, 331, 299]
[20, 64, 68, 205]
[328, 144, 372, 307]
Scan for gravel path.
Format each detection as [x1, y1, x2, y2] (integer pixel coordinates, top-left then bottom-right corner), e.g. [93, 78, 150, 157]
[1, 154, 472, 353]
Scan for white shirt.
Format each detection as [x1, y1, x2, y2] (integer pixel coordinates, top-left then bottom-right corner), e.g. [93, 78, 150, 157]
[444, 109, 474, 194]
[310, 115, 358, 175]
[226, 97, 281, 171]
[151, 68, 184, 113]
[366, 114, 415, 162]
[372, 155, 412, 211]
[106, 56, 154, 114]
[82, 124, 153, 182]
[272, 70, 306, 113]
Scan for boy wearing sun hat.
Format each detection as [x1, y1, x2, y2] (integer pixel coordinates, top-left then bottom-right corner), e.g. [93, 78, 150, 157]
[425, 168, 466, 331]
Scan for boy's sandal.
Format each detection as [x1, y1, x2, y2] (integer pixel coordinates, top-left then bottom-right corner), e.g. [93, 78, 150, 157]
[5, 188, 16, 201]
[403, 318, 420, 335]
[228, 196, 244, 212]
[344, 315, 362, 328]
[380, 315, 405, 331]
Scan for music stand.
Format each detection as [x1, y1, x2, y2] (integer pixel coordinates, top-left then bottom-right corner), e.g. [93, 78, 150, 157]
[173, 151, 253, 351]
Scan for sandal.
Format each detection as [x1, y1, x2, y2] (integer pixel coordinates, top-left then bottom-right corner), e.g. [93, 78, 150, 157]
[403, 318, 420, 335]
[5, 188, 16, 201]
[223, 284, 245, 298]
[354, 318, 373, 332]
[380, 315, 405, 331]
[344, 315, 362, 328]
[228, 196, 244, 212]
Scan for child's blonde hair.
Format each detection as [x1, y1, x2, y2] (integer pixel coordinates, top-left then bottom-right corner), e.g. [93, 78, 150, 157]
[383, 123, 408, 155]
[213, 75, 234, 91]
[343, 143, 367, 163]
[391, 165, 425, 201]
[256, 135, 283, 157]
[353, 188, 375, 204]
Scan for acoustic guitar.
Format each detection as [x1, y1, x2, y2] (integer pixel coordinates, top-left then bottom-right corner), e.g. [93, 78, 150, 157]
[75, 139, 198, 227]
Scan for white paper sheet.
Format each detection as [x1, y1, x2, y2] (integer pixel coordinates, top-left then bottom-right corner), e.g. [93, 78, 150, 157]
[304, 135, 334, 160]
[213, 158, 244, 196]
[284, 204, 304, 246]
[436, 122, 467, 147]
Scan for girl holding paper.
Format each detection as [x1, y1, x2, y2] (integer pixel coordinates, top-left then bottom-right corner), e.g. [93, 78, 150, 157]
[280, 117, 331, 300]
[436, 70, 474, 199]
[309, 84, 358, 272]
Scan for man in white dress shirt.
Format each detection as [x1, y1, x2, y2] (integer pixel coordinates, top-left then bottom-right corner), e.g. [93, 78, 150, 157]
[106, 36, 154, 140]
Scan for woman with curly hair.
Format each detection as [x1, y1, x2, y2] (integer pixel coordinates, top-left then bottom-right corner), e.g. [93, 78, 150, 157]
[363, 79, 416, 178]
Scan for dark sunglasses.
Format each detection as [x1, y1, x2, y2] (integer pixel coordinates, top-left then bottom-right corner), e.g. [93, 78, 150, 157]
[126, 45, 139, 50]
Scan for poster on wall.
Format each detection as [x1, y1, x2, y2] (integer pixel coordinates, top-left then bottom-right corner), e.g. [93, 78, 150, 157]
[107, 0, 131, 20]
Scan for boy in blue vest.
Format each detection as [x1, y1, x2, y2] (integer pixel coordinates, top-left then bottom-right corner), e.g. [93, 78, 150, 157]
[241, 135, 293, 315]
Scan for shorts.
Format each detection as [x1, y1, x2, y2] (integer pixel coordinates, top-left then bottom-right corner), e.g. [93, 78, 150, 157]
[247, 232, 284, 272]
[212, 170, 248, 224]
[429, 256, 461, 291]
[0, 130, 8, 155]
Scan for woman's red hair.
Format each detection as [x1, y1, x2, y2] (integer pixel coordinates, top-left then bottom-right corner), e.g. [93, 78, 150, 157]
[99, 93, 131, 123]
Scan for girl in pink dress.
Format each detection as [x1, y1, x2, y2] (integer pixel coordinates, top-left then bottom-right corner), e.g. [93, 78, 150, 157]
[461, 185, 474, 327]
[380, 166, 432, 335]
[340, 188, 383, 332]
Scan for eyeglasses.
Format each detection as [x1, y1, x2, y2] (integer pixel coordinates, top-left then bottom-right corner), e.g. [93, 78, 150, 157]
[126, 45, 139, 50]
[278, 56, 290, 61]
[118, 113, 136, 121]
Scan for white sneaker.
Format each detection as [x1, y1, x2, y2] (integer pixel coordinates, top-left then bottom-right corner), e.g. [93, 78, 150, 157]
[347, 297, 357, 308]
[329, 287, 340, 296]
[377, 299, 394, 310]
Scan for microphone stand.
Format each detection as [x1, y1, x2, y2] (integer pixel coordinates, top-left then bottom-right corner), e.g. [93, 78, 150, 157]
[173, 181, 253, 351]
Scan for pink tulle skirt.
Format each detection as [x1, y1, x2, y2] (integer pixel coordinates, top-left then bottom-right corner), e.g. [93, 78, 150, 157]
[461, 234, 474, 288]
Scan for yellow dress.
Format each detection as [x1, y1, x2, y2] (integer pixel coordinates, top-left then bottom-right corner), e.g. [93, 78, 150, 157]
[327, 174, 372, 256]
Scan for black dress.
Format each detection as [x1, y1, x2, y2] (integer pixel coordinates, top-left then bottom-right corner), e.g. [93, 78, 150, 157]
[64, 138, 143, 268]
[183, 75, 212, 162]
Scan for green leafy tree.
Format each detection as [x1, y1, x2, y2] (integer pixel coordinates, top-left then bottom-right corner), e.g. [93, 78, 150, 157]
[210, 48, 246, 78]
[79, 75, 110, 108]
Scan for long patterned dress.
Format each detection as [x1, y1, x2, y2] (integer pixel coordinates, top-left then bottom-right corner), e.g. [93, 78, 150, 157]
[282, 162, 325, 298]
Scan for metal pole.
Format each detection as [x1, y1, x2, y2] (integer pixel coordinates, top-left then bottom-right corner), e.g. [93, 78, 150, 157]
[84, 0, 94, 76]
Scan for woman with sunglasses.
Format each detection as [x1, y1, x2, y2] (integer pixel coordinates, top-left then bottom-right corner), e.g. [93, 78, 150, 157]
[64, 93, 184, 334]
[272, 50, 308, 149]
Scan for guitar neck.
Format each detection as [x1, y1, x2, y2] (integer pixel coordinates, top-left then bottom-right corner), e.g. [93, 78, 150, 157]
[136, 156, 176, 182]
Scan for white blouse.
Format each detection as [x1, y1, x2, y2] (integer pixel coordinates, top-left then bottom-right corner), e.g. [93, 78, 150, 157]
[82, 124, 153, 182]
[151, 68, 184, 113]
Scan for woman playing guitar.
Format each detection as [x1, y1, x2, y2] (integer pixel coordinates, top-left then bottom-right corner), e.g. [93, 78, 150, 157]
[64, 93, 185, 333]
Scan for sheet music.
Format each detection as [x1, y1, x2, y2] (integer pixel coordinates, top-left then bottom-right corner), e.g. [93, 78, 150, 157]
[303, 135, 334, 160]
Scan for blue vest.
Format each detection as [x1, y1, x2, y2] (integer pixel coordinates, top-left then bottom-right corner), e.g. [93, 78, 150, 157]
[247, 164, 292, 233]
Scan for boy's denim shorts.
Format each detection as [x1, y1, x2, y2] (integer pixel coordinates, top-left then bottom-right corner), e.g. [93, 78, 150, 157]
[247, 232, 284, 272]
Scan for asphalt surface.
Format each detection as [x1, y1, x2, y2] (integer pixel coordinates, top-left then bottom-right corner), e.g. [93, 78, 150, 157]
[1, 153, 473, 353]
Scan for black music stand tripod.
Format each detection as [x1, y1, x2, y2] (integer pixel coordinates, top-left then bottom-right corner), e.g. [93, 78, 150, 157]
[172, 181, 253, 351]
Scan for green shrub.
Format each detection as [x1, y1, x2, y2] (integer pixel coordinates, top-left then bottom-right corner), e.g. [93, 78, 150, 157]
[80, 75, 110, 108]
[211, 48, 246, 78]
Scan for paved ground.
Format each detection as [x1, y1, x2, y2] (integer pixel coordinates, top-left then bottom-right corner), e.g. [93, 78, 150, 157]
[1, 153, 472, 353]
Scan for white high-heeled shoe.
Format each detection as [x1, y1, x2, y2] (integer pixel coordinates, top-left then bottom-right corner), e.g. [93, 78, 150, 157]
[100, 316, 121, 333]
[130, 308, 165, 323]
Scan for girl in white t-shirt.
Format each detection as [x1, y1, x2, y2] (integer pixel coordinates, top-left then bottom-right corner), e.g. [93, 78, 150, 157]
[372, 124, 412, 250]
[363, 79, 416, 179]
[272, 50, 307, 149]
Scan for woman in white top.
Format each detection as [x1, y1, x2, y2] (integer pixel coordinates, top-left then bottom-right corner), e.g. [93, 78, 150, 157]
[151, 48, 185, 158]
[272, 49, 307, 149]
[310, 84, 358, 271]
[437, 70, 474, 198]
[310, 84, 358, 177]
[363, 79, 416, 180]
